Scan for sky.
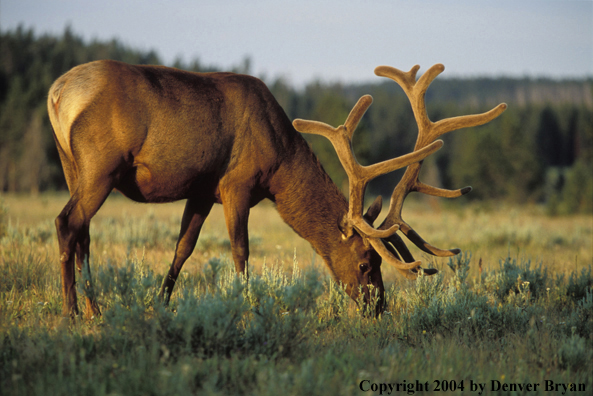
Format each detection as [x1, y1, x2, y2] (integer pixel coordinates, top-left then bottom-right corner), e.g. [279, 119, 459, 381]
[1, 0, 592, 86]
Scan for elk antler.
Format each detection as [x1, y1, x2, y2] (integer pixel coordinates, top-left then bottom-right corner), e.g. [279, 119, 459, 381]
[293, 95, 443, 273]
[374, 64, 507, 273]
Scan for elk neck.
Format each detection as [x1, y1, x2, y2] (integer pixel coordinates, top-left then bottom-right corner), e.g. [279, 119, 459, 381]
[268, 138, 348, 265]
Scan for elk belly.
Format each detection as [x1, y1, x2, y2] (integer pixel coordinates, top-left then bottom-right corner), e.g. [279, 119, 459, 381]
[116, 163, 187, 203]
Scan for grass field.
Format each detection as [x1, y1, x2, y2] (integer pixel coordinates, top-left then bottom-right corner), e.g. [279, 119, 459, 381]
[1, 193, 592, 395]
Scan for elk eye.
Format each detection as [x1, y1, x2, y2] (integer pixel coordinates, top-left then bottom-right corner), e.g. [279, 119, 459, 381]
[359, 263, 369, 273]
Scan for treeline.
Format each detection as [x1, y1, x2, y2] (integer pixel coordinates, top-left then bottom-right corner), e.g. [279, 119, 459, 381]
[1, 27, 591, 214]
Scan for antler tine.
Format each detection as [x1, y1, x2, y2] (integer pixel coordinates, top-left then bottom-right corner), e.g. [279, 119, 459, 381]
[292, 119, 336, 138]
[374, 63, 507, 262]
[416, 183, 472, 199]
[344, 95, 373, 138]
[349, 140, 442, 239]
[367, 237, 422, 273]
[376, 64, 444, 145]
[400, 222, 461, 256]
[374, 64, 422, 94]
[432, 103, 508, 141]
[293, 95, 373, 140]
[293, 94, 442, 244]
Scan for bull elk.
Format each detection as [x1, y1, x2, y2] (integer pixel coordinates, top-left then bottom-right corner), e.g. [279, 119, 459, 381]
[47, 60, 506, 318]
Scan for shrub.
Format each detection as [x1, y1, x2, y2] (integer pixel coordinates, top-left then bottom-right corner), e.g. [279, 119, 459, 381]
[243, 261, 323, 358]
[96, 254, 159, 313]
[564, 288, 593, 339]
[446, 251, 472, 288]
[559, 335, 593, 371]
[483, 256, 549, 302]
[566, 266, 592, 302]
[157, 277, 249, 357]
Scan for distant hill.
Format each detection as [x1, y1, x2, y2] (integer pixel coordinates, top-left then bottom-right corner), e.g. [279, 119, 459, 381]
[427, 77, 593, 108]
[345, 78, 593, 109]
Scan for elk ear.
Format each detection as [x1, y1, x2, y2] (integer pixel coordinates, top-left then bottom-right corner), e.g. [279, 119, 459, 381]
[363, 195, 383, 226]
[338, 215, 354, 240]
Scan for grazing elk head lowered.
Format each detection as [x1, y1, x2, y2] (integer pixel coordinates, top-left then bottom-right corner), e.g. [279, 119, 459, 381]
[47, 60, 505, 319]
[295, 64, 507, 284]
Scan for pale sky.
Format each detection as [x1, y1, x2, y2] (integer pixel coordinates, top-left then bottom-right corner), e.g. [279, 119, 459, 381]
[2, 0, 592, 86]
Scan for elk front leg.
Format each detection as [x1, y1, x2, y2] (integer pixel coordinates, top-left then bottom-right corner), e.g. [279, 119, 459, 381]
[160, 198, 214, 304]
[221, 189, 251, 276]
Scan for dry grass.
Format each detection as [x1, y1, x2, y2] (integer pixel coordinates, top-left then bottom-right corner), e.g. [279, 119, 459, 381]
[2, 193, 590, 285]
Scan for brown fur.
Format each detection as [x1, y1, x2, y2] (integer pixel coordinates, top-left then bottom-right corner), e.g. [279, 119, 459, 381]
[48, 60, 384, 318]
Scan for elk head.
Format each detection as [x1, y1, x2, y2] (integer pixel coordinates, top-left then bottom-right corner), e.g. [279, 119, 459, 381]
[294, 64, 506, 312]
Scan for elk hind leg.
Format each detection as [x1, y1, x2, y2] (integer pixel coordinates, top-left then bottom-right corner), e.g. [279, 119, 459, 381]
[55, 184, 111, 318]
[75, 226, 101, 318]
[56, 197, 82, 318]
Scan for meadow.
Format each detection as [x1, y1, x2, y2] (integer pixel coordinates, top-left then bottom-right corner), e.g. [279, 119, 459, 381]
[1, 193, 591, 395]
